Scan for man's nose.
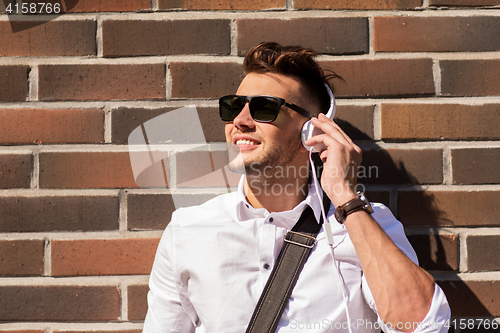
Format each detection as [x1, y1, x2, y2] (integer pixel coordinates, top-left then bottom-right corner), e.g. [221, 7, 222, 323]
[233, 103, 255, 129]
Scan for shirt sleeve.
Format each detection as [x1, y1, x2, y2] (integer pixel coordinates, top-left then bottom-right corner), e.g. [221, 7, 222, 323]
[361, 203, 451, 333]
[143, 219, 197, 333]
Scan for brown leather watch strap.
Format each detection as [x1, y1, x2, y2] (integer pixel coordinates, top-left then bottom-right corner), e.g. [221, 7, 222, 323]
[334, 197, 365, 224]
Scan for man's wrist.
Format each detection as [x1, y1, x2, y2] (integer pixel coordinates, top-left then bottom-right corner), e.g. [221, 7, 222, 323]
[325, 184, 357, 208]
[334, 191, 374, 224]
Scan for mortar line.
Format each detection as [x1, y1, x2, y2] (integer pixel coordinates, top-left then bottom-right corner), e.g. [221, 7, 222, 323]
[152, 0, 159, 11]
[119, 189, 128, 231]
[96, 14, 104, 58]
[2, 96, 500, 110]
[230, 19, 238, 56]
[443, 144, 453, 185]
[433, 59, 442, 96]
[0, 322, 145, 331]
[368, 15, 375, 56]
[3, 52, 500, 66]
[28, 65, 38, 102]
[460, 231, 468, 272]
[169, 150, 177, 188]
[43, 238, 51, 277]
[119, 281, 128, 321]
[0, 230, 164, 241]
[2, 9, 500, 22]
[0, 275, 150, 286]
[104, 106, 112, 143]
[31, 147, 40, 189]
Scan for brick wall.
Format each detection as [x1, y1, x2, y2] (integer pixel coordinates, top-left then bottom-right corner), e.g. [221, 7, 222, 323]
[1, 0, 500, 331]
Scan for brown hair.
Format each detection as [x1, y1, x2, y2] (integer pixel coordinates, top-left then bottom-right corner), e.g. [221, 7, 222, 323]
[243, 42, 342, 114]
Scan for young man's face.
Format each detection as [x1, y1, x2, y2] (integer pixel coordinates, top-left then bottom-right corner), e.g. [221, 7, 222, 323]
[225, 72, 312, 177]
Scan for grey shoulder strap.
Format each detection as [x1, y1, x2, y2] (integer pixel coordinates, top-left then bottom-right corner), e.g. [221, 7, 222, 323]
[245, 194, 331, 333]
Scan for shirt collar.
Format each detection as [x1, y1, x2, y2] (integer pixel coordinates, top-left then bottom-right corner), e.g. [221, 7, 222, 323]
[235, 175, 324, 226]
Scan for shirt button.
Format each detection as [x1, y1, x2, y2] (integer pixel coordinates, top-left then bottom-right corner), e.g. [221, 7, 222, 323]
[269, 217, 274, 223]
[263, 263, 270, 270]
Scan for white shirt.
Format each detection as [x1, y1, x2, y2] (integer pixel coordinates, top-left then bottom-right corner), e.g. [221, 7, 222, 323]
[143, 177, 450, 333]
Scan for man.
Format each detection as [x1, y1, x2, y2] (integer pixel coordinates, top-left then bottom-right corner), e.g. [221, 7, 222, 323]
[143, 42, 450, 332]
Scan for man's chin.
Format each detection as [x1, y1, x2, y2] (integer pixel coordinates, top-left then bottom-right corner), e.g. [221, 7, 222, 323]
[227, 158, 265, 177]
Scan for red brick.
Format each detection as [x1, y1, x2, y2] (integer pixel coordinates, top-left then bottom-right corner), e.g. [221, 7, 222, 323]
[159, 0, 284, 9]
[103, 20, 230, 57]
[0, 240, 44, 276]
[375, 16, 500, 52]
[429, 0, 500, 6]
[381, 103, 500, 140]
[111, 106, 225, 144]
[34, 0, 152, 12]
[0, 65, 29, 102]
[171, 62, 244, 98]
[237, 18, 368, 56]
[0, 108, 104, 144]
[406, 234, 458, 271]
[452, 148, 500, 184]
[128, 285, 149, 320]
[467, 236, 500, 271]
[51, 238, 159, 276]
[0, 195, 119, 232]
[198, 107, 227, 142]
[319, 59, 435, 98]
[39, 64, 165, 101]
[0, 286, 119, 321]
[365, 191, 391, 208]
[441, 60, 500, 96]
[294, 0, 421, 9]
[0, 154, 31, 189]
[359, 148, 443, 185]
[398, 190, 500, 227]
[0, 20, 95, 56]
[335, 105, 374, 141]
[39, 152, 138, 189]
[438, 280, 500, 316]
[176, 150, 241, 187]
[127, 193, 218, 230]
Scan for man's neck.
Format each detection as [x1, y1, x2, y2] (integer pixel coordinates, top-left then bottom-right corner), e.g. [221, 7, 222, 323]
[243, 174, 309, 212]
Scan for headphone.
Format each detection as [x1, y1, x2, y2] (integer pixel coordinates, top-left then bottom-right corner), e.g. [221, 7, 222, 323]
[300, 84, 336, 153]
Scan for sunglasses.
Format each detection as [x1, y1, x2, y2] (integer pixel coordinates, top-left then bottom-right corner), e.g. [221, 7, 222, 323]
[219, 95, 314, 123]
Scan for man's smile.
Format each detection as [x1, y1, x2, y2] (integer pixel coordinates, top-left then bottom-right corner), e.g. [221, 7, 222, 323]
[236, 139, 257, 146]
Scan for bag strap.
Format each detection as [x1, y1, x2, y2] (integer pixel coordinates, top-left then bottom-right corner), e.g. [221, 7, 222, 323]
[245, 193, 331, 333]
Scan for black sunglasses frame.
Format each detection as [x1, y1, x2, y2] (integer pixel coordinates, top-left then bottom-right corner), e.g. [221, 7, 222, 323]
[219, 95, 314, 123]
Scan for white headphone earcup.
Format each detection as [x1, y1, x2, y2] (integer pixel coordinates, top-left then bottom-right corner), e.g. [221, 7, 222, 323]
[301, 120, 328, 153]
[301, 120, 313, 151]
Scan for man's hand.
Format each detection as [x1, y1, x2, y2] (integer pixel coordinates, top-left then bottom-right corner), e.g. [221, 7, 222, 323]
[304, 113, 362, 206]
[305, 114, 439, 331]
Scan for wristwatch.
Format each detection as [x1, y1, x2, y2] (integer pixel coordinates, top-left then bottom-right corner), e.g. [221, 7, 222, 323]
[334, 191, 374, 224]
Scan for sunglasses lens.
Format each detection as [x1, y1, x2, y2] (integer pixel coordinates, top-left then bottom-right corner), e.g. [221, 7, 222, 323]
[220, 96, 245, 121]
[251, 97, 280, 122]
[219, 96, 281, 122]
